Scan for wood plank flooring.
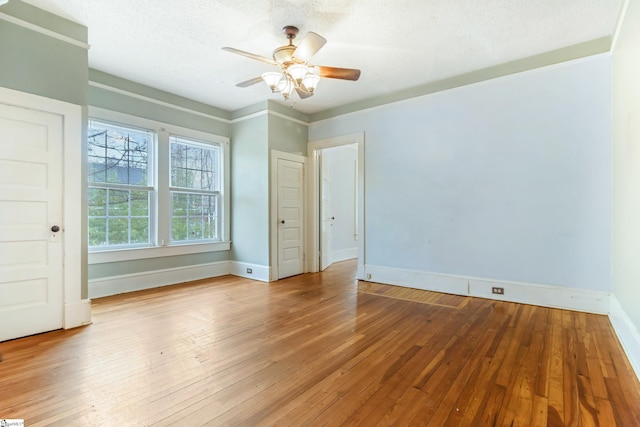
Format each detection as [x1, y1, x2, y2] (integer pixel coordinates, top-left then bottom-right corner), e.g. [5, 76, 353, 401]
[1, 260, 639, 426]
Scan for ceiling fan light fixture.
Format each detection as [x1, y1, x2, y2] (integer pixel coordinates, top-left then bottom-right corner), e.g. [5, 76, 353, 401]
[224, 25, 360, 101]
[302, 74, 320, 93]
[287, 63, 309, 83]
[277, 78, 295, 99]
[261, 72, 283, 91]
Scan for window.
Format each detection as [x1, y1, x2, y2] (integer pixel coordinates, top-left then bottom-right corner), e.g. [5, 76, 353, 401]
[88, 120, 153, 248]
[87, 109, 229, 262]
[170, 137, 220, 242]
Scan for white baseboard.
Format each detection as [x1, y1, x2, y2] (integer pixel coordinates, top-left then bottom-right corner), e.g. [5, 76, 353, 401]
[609, 294, 640, 381]
[332, 248, 358, 263]
[363, 264, 609, 314]
[229, 261, 271, 282]
[468, 278, 609, 314]
[64, 299, 92, 328]
[89, 261, 230, 298]
[364, 265, 469, 295]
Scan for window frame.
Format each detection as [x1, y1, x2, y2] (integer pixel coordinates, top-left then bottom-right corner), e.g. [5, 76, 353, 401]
[87, 118, 156, 250]
[88, 107, 230, 265]
[169, 135, 221, 243]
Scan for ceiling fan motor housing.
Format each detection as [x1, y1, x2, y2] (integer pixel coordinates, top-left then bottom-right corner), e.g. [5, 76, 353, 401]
[273, 45, 297, 65]
[274, 26, 301, 65]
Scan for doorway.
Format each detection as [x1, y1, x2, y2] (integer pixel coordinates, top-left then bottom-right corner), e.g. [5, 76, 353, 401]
[319, 143, 359, 271]
[308, 132, 365, 279]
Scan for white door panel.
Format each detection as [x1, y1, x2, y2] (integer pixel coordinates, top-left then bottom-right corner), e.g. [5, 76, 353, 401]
[0, 103, 64, 342]
[277, 158, 304, 279]
[320, 152, 333, 271]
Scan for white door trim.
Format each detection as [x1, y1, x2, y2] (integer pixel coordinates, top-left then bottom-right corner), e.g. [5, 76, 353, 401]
[0, 86, 89, 329]
[270, 150, 307, 281]
[308, 132, 365, 279]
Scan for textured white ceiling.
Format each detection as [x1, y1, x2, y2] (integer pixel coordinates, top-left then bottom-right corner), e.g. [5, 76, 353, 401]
[21, 0, 623, 114]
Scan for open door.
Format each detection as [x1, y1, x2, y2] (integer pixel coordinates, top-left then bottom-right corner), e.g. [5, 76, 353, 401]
[320, 151, 333, 271]
[307, 132, 365, 279]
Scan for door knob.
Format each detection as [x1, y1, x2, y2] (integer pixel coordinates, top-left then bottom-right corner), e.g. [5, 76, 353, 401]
[51, 225, 60, 232]
[281, 220, 285, 224]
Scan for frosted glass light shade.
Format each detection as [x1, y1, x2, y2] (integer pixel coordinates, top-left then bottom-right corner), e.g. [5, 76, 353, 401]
[287, 64, 309, 83]
[278, 78, 295, 99]
[262, 72, 283, 91]
[302, 74, 320, 92]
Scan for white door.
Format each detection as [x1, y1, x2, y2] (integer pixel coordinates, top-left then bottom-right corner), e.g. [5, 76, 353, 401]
[277, 158, 304, 279]
[320, 151, 333, 271]
[0, 103, 64, 342]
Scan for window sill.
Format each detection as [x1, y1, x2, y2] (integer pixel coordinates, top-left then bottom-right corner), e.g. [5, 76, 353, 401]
[88, 241, 231, 264]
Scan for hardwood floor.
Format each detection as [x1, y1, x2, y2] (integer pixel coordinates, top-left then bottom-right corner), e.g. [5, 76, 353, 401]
[1, 260, 639, 426]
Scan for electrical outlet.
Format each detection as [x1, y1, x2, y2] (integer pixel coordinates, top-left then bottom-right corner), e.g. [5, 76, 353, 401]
[492, 287, 504, 295]
[246, 268, 253, 274]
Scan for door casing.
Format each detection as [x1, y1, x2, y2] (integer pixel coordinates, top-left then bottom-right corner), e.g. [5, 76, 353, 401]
[307, 132, 365, 279]
[0, 86, 89, 334]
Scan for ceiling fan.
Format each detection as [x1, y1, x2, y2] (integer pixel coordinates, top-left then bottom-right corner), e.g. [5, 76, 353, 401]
[222, 26, 361, 100]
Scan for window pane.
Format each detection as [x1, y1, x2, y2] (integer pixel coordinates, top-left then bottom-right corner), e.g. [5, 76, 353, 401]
[203, 217, 215, 240]
[130, 218, 149, 244]
[108, 218, 129, 245]
[88, 188, 107, 216]
[130, 191, 148, 216]
[188, 220, 203, 240]
[170, 137, 219, 191]
[88, 121, 151, 186]
[172, 217, 187, 241]
[173, 193, 187, 216]
[187, 146, 202, 173]
[88, 185, 151, 248]
[204, 195, 217, 217]
[188, 194, 202, 215]
[88, 218, 106, 247]
[108, 190, 129, 216]
[171, 192, 218, 242]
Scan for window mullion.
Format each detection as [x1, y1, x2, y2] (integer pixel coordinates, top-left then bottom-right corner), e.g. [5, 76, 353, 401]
[156, 131, 171, 246]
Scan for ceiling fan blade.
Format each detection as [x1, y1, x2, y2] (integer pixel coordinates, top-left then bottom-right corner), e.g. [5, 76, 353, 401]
[295, 87, 314, 99]
[236, 76, 265, 88]
[292, 32, 327, 63]
[222, 47, 276, 65]
[316, 66, 361, 81]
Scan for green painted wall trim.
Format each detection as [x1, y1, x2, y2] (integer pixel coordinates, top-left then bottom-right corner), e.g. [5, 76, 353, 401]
[89, 69, 231, 121]
[310, 36, 612, 122]
[230, 100, 269, 120]
[267, 100, 310, 122]
[89, 85, 230, 137]
[1, 0, 87, 42]
[230, 100, 310, 123]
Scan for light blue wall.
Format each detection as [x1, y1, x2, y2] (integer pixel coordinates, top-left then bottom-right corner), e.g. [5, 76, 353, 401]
[612, 0, 640, 331]
[228, 107, 309, 267]
[230, 115, 270, 265]
[310, 55, 612, 291]
[268, 113, 308, 156]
